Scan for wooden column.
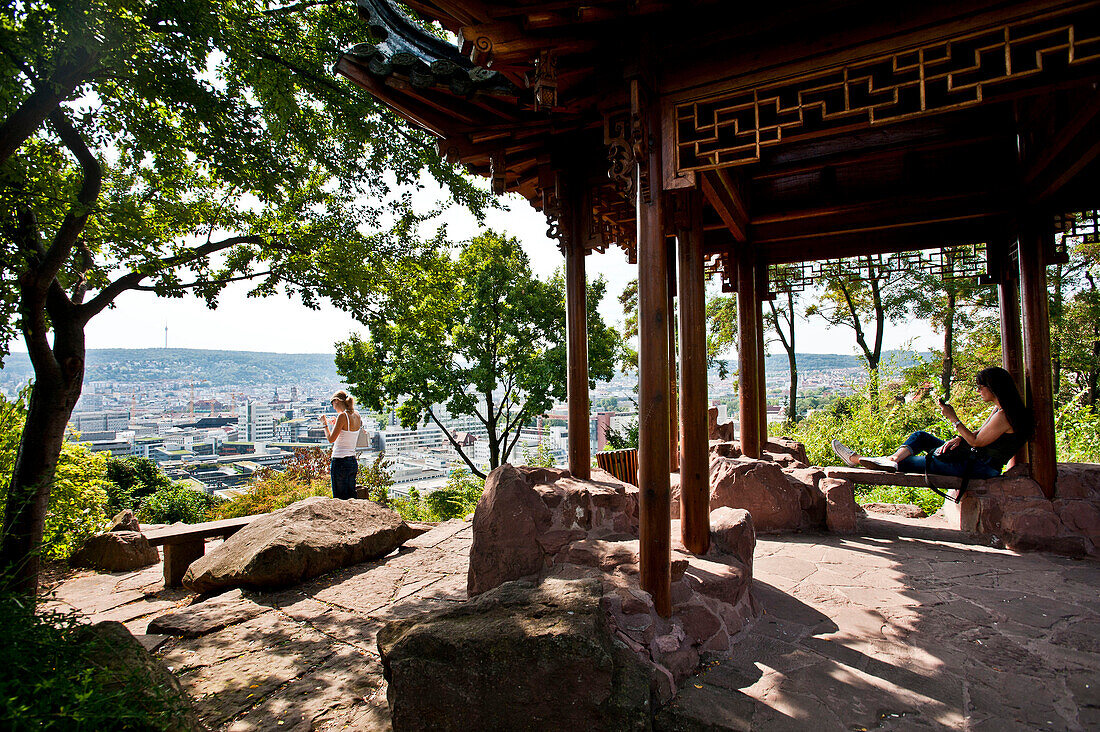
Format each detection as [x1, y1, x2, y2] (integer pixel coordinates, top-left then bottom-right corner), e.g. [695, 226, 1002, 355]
[999, 255, 1029, 467]
[755, 263, 769, 444]
[565, 225, 591, 480]
[737, 246, 763, 458]
[635, 82, 671, 617]
[1019, 225, 1057, 499]
[668, 239, 680, 472]
[676, 191, 710, 555]
[999, 258, 1025, 390]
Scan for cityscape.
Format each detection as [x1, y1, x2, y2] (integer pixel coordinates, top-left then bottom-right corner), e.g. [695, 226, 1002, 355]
[5, 348, 881, 502]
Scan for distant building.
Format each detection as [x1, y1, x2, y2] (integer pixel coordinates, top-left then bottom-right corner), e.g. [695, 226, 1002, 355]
[239, 401, 275, 441]
[69, 410, 129, 433]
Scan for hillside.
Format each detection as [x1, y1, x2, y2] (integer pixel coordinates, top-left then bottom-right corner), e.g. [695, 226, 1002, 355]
[0, 349, 340, 388]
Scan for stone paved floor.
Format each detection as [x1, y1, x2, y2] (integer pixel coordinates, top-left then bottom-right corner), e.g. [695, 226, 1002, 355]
[46, 514, 1099, 731]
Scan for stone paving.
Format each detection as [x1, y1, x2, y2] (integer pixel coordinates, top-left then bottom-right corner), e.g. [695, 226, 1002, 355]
[46, 513, 1099, 731]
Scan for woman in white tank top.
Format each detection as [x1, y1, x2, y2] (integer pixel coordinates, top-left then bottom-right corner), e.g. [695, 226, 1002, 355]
[321, 390, 362, 499]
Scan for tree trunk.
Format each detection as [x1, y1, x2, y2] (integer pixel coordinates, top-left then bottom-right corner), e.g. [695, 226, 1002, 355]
[942, 289, 955, 398]
[1, 321, 86, 597]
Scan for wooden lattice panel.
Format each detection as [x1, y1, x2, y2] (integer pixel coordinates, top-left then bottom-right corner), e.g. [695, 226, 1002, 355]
[676, 4, 1100, 172]
[769, 244, 989, 294]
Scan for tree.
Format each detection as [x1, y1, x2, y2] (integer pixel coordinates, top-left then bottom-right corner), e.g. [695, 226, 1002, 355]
[336, 231, 621, 479]
[0, 0, 489, 596]
[899, 252, 994, 398]
[805, 259, 909, 400]
[617, 279, 738, 378]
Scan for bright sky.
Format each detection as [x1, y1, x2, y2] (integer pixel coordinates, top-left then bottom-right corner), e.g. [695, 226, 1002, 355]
[7, 181, 934, 358]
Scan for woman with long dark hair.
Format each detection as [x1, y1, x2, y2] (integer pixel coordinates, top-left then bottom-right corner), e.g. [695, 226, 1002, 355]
[832, 366, 1034, 478]
[320, 390, 362, 499]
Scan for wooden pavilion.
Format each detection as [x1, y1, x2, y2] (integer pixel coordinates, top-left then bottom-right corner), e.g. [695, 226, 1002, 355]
[337, 0, 1100, 615]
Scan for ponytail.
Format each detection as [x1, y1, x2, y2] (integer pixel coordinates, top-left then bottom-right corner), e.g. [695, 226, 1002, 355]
[331, 390, 355, 412]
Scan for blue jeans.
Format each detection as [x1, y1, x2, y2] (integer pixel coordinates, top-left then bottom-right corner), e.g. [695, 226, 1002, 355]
[331, 456, 358, 499]
[895, 431, 999, 478]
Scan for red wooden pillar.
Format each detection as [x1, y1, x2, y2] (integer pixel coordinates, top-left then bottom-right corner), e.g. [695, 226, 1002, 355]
[635, 83, 671, 617]
[998, 247, 1028, 466]
[565, 219, 591, 480]
[755, 263, 769, 444]
[1018, 224, 1057, 498]
[668, 239, 680, 473]
[737, 246, 762, 458]
[676, 190, 710, 555]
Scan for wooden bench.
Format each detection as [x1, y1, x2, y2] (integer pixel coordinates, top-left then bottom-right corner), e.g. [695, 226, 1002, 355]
[596, 448, 639, 486]
[145, 516, 258, 587]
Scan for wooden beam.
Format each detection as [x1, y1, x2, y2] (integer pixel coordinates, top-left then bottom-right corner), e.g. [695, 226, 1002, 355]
[636, 81, 671, 618]
[676, 190, 709, 556]
[1018, 223, 1057, 499]
[737, 245, 762, 458]
[1025, 91, 1100, 202]
[701, 169, 749, 242]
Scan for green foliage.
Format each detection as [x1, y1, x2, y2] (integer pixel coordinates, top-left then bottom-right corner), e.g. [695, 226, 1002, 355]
[1, 391, 110, 559]
[213, 472, 329, 520]
[0, 594, 192, 730]
[604, 420, 639, 450]
[423, 469, 484, 521]
[136, 483, 222, 525]
[854, 486, 943, 518]
[1055, 399, 1100, 463]
[522, 441, 556, 468]
[336, 231, 621, 478]
[42, 444, 112, 559]
[360, 452, 396, 504]
[104, 456, 171, 513]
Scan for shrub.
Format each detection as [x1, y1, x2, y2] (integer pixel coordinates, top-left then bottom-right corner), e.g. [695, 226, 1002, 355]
[136, 484, 222, 525]
[212, 471, 330, 519]
[423, 469, 484, 521]
[854, 486, 943, 517]
[104, 456, 172, 513]
[1055, 398, 1100, 463]
[41, 444, 112, 560]
[0, 593, 193, 730]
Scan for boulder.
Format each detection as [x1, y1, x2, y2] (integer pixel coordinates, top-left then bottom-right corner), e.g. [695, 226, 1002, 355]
[1054, 499, 1100, 547]
[708, 407, 737, 442]
[709, 454, 803, 531]
[148, 588, 268, 637]
[70, 531, 159, 571]
[709, 507, 755, 570]
[109, 509, 141, 532]
[820, 478, 858, 533]
[468, 464, 637, 597]
[183, 497, 415, 593]
[77, 621, 202, 731]
[863, 503, 927, 518]
[1055, 463, 1100, 500]
[379, 577, 652, 732]
[763, 437, 809, 467]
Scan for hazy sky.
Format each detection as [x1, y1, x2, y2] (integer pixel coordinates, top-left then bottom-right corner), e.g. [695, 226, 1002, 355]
[8, 183, 933, 358]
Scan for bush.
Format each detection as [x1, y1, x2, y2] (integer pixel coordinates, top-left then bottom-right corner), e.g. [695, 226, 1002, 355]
[854, 486, 943, 517]
[423, 469, 484, 521]
[0, 593, 193, 730]
[136, 484, 222, 525]
[213, 471, 330, 519]
[104, 456, 172, 513]
[41, 444, 112, 560]
[1055, 398, 1100, 463]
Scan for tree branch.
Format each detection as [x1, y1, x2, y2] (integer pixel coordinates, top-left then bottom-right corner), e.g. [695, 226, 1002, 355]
[39, 110, 102, 287]
[130, 270, 275, 292]
[79, 235, 266, 319]
[0, 47, 98, 167]
[426, 408, 485, 479]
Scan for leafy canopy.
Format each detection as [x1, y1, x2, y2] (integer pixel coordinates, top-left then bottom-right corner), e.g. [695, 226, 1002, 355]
[336, 230, 621, 477]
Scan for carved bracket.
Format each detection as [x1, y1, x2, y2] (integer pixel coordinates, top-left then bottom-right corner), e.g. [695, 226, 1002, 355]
[605, 79, 655, 203]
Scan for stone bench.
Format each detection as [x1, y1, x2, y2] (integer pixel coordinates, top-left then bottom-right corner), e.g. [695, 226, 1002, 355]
[145, 516, 258, 587]
[821, 466, 1003, 495]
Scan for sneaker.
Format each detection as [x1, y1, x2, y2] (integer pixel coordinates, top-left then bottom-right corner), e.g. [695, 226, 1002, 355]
[859, 456, 898, 473]
[831, 439, 859, 468]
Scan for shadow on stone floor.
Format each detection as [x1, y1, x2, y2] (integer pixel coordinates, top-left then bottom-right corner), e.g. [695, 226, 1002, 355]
[659, 514, 1100, 731]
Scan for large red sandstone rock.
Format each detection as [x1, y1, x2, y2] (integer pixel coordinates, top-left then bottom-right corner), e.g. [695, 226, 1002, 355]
[1053, 499, 1100, 547]
[820, 478, 858, 534]
[71, 531, 159, 571]
[468, 465, 638, 596]
[709, 507, 755, 570]
[709, 454, 803, 531]
[1055, 463, 1100, 500]
[379, 577, 652, 732]
[183, 497, 414, 593]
